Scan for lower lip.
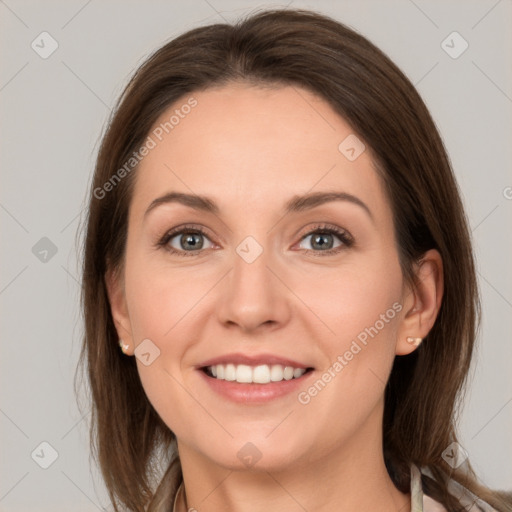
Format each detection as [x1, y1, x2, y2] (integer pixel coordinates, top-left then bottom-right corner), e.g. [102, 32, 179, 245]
[198, 369, 314, 403]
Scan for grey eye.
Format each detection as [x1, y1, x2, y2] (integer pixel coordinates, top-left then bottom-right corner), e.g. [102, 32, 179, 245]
[299, 232, 343, 251]
[169, 232, 213, 251]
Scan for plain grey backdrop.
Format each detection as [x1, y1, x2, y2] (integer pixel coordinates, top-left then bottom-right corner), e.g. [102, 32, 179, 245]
[1, 0, 511, 510]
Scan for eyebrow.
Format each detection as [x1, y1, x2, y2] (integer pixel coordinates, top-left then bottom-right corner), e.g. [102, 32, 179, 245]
[144, 191, 373, 222]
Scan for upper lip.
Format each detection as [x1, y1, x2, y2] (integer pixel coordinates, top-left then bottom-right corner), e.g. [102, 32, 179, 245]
[198, 353, 313, 369]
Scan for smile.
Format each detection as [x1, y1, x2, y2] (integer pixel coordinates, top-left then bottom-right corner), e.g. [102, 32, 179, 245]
[204, 363, 312, 384]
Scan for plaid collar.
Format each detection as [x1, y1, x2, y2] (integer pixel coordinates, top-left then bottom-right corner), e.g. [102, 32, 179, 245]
[410, 464, 498, 512]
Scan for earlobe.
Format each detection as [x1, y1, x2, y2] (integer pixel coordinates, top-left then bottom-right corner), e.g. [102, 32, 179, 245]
[105, 268, 134, 354]
[118, 339, 131, 355]
[396, 249, 444, 356]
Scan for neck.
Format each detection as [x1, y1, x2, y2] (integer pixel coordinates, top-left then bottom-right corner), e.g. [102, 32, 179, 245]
[176, 407, 410, 512]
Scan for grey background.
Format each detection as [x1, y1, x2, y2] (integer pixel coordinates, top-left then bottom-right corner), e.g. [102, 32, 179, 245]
[1, 0, 511, 510]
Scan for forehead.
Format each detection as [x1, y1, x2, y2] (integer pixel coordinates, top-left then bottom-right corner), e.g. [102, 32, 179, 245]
[130, 83, 389, 223]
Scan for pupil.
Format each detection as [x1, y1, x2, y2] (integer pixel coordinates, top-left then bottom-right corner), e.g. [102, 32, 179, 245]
[182, 233, 203, 250]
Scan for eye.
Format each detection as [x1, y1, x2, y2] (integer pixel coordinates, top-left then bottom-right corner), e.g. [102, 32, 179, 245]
[157, 225, 215, 256]
[156, 223, 353, 257]
[297, 224, 353, 255]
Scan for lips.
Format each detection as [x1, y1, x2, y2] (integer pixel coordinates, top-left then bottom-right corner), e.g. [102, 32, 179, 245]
[198, 353, 314, 385]
[196, 352, 315, 402]
[199, 353, 311, 369]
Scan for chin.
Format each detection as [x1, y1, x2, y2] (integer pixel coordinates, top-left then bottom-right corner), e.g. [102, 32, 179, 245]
[198, 434, 310, 473]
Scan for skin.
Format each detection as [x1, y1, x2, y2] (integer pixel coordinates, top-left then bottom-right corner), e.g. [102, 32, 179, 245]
[107, 83, 443, 512]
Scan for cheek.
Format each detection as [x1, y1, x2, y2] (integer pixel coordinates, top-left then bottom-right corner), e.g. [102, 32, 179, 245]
[124, 254, 208, 435]
[290, 277, 402, 451]
[297, 253, 403, 347]
[124, 251, 209, 342]
[123, 251, 214, 416]
[336, 275, 401, 354]
[293, 253, 403, 403]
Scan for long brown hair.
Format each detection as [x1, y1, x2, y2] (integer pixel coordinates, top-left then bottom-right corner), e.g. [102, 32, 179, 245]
[76, 8, 511, 511]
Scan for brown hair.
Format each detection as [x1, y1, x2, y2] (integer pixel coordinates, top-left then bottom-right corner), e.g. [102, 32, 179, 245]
[76, 8, 511, 512]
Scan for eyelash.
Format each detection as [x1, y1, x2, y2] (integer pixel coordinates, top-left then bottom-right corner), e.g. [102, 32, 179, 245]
[156, 223, 354, 257]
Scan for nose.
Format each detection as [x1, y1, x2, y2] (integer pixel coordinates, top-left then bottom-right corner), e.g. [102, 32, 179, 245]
[215, 242, 292, 334]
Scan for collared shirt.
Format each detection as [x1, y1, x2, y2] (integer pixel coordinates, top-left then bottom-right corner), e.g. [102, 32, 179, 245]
[172, 465, 498, 511]
[411, 464, 498, 512]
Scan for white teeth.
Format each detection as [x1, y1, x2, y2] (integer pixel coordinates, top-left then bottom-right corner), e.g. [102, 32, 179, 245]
[236, 364, 253, 383]
[207, 363, 307, 384]
[283, 366, 294, 380]
[253, 365, 271, 384]
[293, 367, 304, 378]
[224, 363, 236, 381]
[270, 364, 284, 382]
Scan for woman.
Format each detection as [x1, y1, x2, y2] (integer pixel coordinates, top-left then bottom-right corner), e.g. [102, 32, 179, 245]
[77, 8, 511, 512]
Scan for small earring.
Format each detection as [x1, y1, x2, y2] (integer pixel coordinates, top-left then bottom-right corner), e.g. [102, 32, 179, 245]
[406, 336, 422, 347]
[119, 339, 130, 354]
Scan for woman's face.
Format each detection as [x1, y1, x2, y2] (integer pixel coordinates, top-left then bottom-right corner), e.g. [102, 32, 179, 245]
[109, 83, 428, 471]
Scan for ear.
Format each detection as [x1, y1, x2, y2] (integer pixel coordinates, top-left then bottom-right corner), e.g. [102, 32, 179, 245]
[105, 267, 134, 355]
[396, 249, 444, 356]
